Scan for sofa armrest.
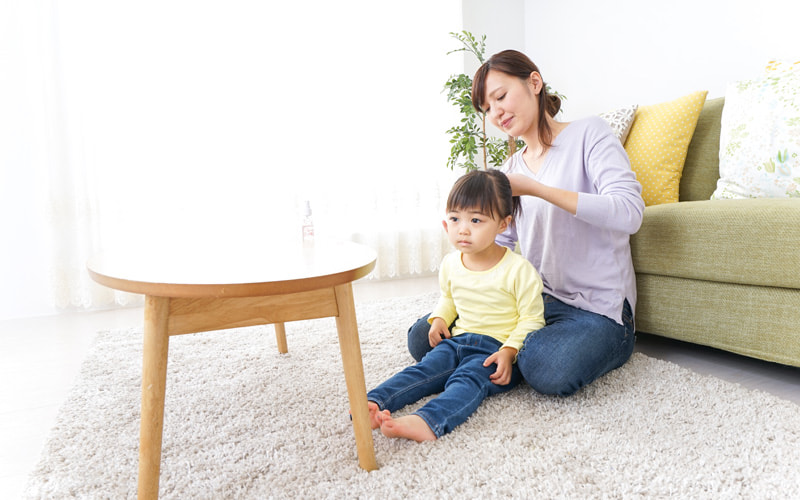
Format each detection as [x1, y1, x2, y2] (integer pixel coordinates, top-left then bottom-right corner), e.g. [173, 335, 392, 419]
[631, 198, 800, 288]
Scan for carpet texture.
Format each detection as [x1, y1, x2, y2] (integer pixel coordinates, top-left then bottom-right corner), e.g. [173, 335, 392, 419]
[24, 292, 800, 499]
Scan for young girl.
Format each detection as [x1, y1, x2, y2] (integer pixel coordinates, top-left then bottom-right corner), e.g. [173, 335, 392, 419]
[366, 169, 545, 442]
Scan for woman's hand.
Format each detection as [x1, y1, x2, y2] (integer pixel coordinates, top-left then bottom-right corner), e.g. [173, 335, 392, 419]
[484, 347, 518, 386]
[507, 173, 538, 197]
[428, 317, 451, 348]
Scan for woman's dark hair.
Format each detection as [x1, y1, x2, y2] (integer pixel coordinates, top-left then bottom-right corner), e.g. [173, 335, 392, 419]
[446, 169, 520, 224]
[471, 49, 562, 148]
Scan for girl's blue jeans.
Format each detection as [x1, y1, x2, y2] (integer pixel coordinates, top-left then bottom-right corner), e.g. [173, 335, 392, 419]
[368, 333, 522, 438]
[407, 293, 635, 396]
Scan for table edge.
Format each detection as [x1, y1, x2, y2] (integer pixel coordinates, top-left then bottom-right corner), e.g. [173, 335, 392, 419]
[87, 257, 376, 298]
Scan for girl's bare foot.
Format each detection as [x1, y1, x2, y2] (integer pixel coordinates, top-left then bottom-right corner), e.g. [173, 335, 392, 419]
[368, 401, 390, 430]
[380, 414, 437, 442]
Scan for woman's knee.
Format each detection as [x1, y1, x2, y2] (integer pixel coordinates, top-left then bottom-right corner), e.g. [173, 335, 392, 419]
[521, 367, 582, 396]
[516, 335, 632, 396]
[516, 345, 588, 396]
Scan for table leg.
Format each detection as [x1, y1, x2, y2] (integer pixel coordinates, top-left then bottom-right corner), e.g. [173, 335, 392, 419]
[139, 296, 171, 500]
[274, 322, 288, 354]
[333, 283, 378, 471]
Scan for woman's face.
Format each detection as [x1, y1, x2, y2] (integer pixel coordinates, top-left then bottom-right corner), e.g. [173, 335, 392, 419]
[481, 69, 541, 139]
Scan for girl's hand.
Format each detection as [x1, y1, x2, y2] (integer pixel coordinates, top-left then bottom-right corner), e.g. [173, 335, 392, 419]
[484, 347, 518, 385]
[428, 317, 451, 348]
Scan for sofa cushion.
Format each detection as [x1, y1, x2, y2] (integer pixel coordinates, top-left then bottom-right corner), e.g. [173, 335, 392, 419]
[635, 273, 800, 367]
[630, 198, 800, 288]
[711, 65, 800, 199]
[679, 97, 724, 201]
[598, 104, 638, 144]
[625, 91, 708, 206]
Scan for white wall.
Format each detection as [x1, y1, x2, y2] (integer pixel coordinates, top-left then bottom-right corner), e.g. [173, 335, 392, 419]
[465, 0, 800, 120]
[461, 0, 525, 74]
[1, 1, 464, 321]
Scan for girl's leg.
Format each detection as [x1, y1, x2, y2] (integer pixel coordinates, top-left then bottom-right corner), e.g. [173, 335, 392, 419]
[410, 334, 522, 438]
[367, 339, 459, 414]
[517, 294, 635, 396]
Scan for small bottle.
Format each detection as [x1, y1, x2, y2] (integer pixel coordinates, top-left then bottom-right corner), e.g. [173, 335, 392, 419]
[301, 200, 314, 244]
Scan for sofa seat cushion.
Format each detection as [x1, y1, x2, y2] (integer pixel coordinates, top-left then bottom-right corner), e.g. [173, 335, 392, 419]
[631, 198, 800, 288]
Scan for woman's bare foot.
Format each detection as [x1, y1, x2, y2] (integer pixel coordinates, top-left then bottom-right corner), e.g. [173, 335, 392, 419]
[380, 414, 437, 442]
[368, 401, 390, 430]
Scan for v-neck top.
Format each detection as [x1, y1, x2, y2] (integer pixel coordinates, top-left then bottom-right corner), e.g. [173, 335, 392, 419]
[499, 116, 644, 324]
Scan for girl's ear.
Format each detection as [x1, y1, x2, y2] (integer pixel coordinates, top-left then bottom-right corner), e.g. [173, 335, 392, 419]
[442, 219, 448, 232]
[498, 215, 512, 233]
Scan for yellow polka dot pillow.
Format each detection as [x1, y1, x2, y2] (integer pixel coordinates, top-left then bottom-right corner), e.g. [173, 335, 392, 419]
[624, 91, 708, 206]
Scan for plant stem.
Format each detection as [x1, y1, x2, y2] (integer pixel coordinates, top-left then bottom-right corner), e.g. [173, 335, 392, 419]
[482, 114, 487, 170]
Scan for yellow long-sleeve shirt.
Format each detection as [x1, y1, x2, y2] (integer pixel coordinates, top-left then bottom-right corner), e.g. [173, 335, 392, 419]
[430, 247, 546, 353]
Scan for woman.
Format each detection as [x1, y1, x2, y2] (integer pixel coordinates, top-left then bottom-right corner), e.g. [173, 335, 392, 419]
[408, 49, 644, 396]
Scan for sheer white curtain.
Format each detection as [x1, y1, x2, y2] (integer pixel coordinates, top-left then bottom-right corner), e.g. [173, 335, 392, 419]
[0, 1, 462, 319]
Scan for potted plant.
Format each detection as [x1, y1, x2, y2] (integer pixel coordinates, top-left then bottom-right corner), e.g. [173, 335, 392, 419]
[443, 31, 564, 171]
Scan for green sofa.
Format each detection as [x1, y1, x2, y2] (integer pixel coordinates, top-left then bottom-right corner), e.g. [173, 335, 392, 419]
[630, 97, 800, 368]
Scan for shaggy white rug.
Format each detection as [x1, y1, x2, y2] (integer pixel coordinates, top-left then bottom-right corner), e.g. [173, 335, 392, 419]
[24, 293, 800, 499]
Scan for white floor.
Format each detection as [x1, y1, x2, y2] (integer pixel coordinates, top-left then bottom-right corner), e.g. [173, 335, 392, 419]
[1, 276, 798, 499]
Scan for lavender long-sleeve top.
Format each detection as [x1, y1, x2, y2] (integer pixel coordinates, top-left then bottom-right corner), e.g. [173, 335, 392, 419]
[498, 116, 644, 325]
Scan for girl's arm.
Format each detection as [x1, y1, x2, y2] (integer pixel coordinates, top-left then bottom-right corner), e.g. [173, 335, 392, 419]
[428, 253, 457, 347]
[503, 260, 546, 353]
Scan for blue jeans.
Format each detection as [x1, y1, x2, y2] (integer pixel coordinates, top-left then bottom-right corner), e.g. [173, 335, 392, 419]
[368, 333, 522, 438]
[407, 294, 635, 396]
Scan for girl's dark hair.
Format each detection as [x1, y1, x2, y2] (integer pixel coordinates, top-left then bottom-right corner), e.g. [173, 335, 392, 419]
[471, 49, 561, 148]
[446, 169, 520, 224]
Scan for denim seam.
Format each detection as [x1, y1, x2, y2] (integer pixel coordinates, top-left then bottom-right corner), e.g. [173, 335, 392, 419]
[416, 368, 497, 438]
[588, 309, 635, 383]
[414, 388, 485, 439]
[379, 370, 454, 412]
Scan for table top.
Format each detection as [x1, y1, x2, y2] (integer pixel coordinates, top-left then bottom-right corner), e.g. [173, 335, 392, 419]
[87, 240, 376, 298]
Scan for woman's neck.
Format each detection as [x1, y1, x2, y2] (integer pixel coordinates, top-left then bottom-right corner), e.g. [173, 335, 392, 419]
[519, 116, 568, 174]
[519, 114, 565, 151]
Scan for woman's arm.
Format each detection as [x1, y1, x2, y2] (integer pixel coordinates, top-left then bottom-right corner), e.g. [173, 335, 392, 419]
[507, 173, 578, 215]
[577, 132, 644, 234]
[507, 128, 644, 235]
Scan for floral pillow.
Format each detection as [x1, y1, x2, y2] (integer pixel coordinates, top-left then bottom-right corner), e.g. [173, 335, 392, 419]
[711, 62, 800, 199]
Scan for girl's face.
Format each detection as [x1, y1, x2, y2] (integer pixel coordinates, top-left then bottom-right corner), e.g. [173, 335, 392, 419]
[442, 207, 510, 256]
[481, 69, 542, 140]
